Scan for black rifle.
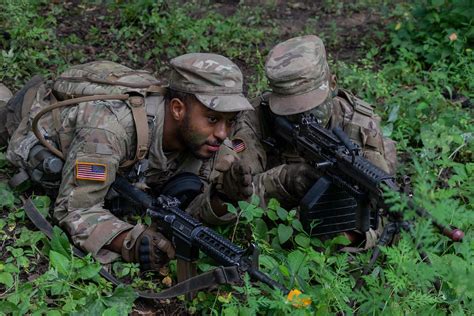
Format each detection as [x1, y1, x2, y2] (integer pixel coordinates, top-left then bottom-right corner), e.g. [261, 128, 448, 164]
[112, 176, 289, 296]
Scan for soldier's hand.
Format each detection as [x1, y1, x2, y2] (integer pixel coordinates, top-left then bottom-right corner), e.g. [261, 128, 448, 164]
[218, 156, 253, 202]
[122, 225, 175, 271]
[280, 163, 319, 199]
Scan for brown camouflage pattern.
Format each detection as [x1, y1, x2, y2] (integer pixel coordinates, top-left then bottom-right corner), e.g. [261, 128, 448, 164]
[0, 83, 13, 146]
[265, 35, 331, 115]
[6, 84, 241, 265]
[53, 60, 163, 100]
[169, 53, 253, 112]
[7, 92, 237, 263]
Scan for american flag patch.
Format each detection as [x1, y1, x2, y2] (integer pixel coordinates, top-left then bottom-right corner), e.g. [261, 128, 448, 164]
[76, 162, 107, 182]
[232, 138, 246, 153]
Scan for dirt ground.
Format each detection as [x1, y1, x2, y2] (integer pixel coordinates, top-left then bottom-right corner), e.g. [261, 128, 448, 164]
[45, 0, 388, 82]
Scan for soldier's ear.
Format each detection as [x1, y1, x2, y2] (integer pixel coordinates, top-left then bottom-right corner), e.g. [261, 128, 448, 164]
[169, 98, 186, 121]
[330, 74, 337, 92]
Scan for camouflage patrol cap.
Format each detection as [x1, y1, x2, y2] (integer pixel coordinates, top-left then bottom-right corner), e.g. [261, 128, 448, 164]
[265, 35, 331, 116]
[169, 53, 253, 112]
[0, 83, 12, 105]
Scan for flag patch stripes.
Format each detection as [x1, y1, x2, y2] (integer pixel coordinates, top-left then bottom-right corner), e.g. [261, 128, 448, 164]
[76, 162, 107, 182]
[232, 138, 246, 153]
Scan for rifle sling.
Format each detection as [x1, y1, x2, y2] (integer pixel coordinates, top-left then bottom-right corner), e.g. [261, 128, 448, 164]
[22, 197, 242, 300]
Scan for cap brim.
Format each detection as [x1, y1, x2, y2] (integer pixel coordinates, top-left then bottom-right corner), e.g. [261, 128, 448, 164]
[269, 82, 330, 116]
[195, 94, 254, 112]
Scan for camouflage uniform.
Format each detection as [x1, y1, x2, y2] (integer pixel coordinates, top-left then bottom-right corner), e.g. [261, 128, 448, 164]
[0, 83, 13, 146]
[6, 53, 252, 263]
[231, 35, 397, 247]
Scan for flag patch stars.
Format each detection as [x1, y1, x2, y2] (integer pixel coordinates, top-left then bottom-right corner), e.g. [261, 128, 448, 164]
[232, 138, 246, 153]
[76, 161, 107, 182]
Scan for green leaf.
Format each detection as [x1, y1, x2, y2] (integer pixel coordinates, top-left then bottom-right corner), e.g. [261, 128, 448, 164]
[78, 262, 101, 280]
[32, 195, 51, 218]
[0, 183, 15, 208]
[266, 208, 279, 221]
[0, 271, 14, 287]
[0, 218, 6, 230]
[276, 206, 288, 221]
[291, 219, 304, 232]
[50, 250, 71, 275]
[253, 218, 268, 241]
[250, 194, 260, 206]
[51, 282, 69, 296]
[287, 250, 306, 275]
[144, 215, 152, 226]
[223, 306, 239, 316]
[0, 301, 19, 313]
[46, 310, 62, 316]
[51, 226, 72, 259]
[226, 202, 238, 215]
[295, 234, 310, 248]
[330, 235, 351, 246]
[277, 224, 293, 244]
[103, 284, 137, 313]
[267, 198, 280, 210]
[73, 299, 107, 316]
[102, 307, 119, 316]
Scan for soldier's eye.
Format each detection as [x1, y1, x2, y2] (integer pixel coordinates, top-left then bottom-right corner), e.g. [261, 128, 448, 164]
[207, 116, 218, 124]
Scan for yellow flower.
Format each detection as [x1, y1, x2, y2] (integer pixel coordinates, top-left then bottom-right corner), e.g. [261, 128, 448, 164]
[449, 33, 458, 41]
[287, 289, 312, 308]
[395, 22, 402, 30]
[161, 276, 172, 287]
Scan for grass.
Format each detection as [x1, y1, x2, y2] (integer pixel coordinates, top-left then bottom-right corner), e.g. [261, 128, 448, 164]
[0, 0, 472, 314]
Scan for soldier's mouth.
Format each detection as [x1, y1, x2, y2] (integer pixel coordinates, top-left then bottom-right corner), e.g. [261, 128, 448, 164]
[205, 141, 221, 152]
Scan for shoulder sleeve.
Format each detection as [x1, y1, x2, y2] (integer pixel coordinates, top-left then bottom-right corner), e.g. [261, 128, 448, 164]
[231, 102, 267, 174]
[53, 102, 135, 263]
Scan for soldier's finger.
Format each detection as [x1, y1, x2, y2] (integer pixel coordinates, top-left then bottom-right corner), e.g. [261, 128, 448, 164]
[215, 154, 235, 172]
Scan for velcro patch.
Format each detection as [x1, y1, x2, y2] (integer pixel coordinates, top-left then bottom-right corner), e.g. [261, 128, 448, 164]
[231, 138, 246, 153]
[76, 162, 107, 182]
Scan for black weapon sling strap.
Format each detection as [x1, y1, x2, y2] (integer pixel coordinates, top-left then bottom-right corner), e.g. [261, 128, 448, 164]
[22, 197, 243, 300]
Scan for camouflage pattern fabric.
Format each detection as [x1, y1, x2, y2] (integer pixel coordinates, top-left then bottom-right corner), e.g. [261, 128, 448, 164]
[53, 60, 163, 100]
[265, 35, 331, 116]
[0, 83, 13, 146]
[170, 53, 253, 112]
[6, 54, 251, 264]
[0, 83, 12, 106]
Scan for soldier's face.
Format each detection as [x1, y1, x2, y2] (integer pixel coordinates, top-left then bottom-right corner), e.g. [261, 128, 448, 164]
[180, 99, 237, 159]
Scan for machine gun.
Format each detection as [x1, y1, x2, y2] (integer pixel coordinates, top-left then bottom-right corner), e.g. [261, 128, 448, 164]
[111, 176, 289, 297]
[269, 113, 464, 297]
[270, 114, 464, 242]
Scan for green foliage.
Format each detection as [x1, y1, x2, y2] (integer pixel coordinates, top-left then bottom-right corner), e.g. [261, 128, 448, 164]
[0, 188, 137, 315]
[0, 0, 472, 314]
[387, 0, 474, 66]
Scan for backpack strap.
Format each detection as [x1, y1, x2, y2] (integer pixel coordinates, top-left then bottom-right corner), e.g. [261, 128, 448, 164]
[120, 96, 149, 168]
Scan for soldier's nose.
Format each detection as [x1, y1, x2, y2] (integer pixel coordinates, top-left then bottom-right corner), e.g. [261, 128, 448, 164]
[214, 123, 227, 142]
